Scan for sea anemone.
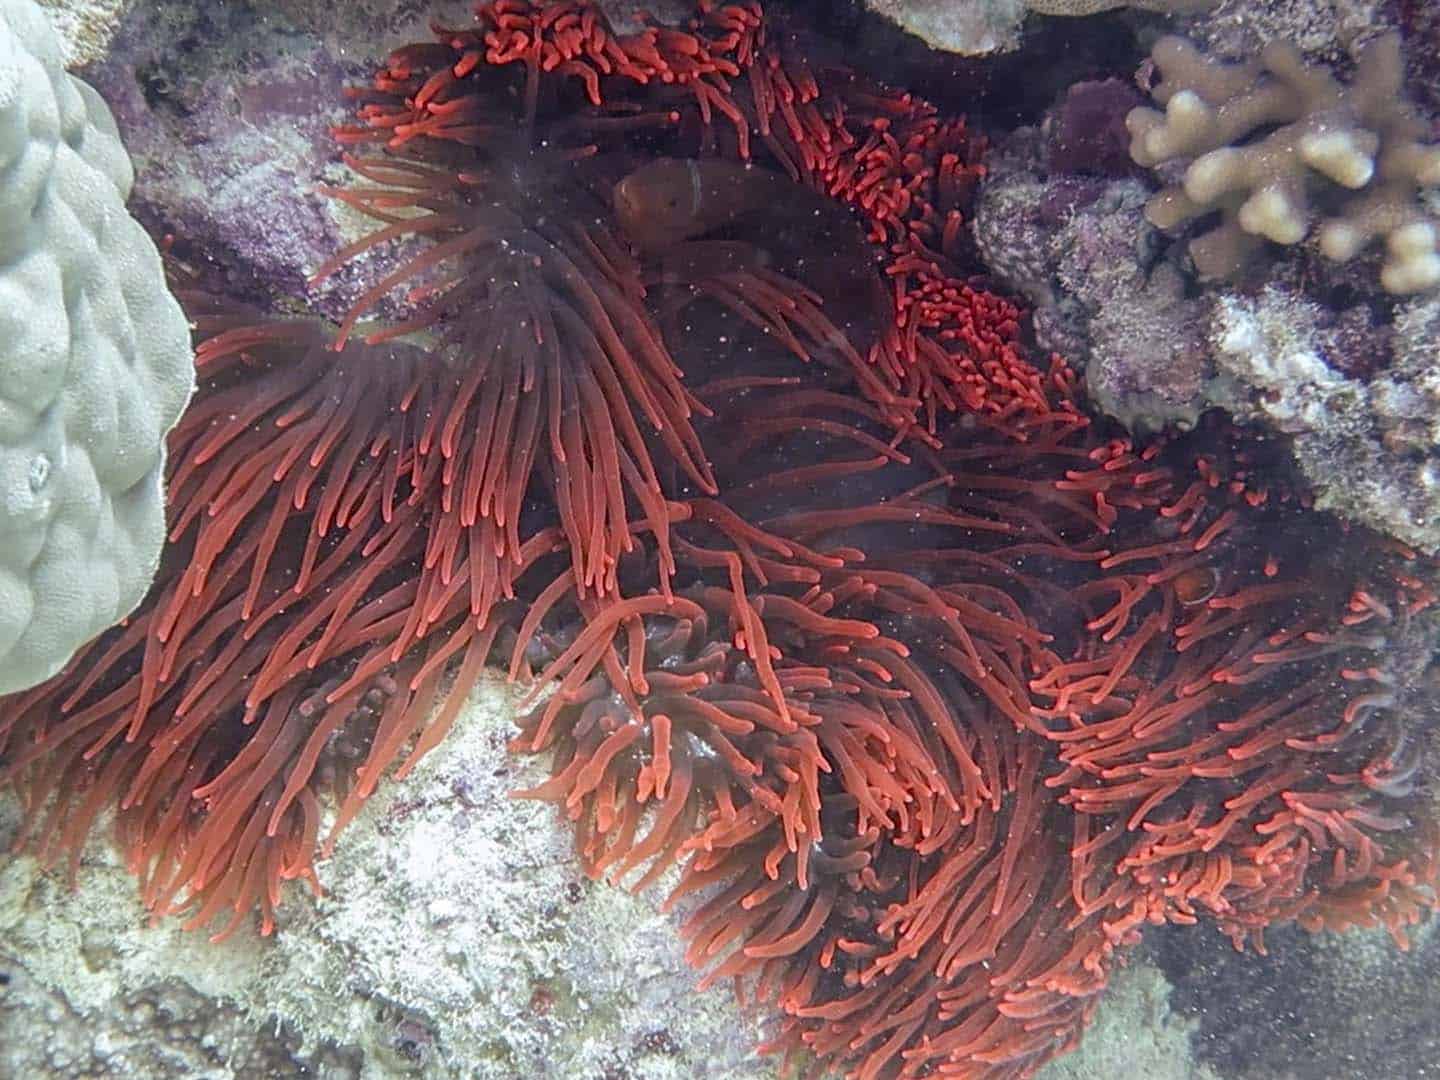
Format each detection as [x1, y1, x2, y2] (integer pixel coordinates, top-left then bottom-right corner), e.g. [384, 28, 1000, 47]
[503, 382, 1103, 1076]
[313, 0, 1024, 465]
[1, 3, 1436, 1078]
[0, 302, 553, 938]
[503, 374, 1438, 1076]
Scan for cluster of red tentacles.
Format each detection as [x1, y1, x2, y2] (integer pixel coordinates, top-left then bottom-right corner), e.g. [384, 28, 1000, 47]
[522, 389, 1440, 1077]
[2, 3, 1437, 1079]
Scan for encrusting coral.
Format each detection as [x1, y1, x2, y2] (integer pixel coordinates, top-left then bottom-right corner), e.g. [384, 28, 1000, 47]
[1127, 31, 1440, 293]
[2, 2, 1438, 1078]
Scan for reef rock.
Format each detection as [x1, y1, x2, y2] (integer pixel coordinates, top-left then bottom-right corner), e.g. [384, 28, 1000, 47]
[2, 678, 1222, 1079]
[975, 88, 1440, 553]
[0, 680, 773, 1080]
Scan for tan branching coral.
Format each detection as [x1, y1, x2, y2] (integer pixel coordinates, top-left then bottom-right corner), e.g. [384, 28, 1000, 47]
[1127, 32, 1440, 293]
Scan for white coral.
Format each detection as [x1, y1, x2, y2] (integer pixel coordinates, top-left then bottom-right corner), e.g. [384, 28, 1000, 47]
[1128, 33, 1440, 293]
[0, 0, 192, 695]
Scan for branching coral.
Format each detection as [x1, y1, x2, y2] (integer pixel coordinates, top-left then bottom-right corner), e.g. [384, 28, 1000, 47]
[1127, 32, 1440, 292]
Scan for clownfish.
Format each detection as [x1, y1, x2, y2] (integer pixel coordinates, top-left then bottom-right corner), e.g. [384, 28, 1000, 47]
[611, 157, 792, 253]
[612, 157, 886, 330]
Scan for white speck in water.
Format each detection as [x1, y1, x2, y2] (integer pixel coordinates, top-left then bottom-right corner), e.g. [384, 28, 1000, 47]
[28, 453, 50, 492]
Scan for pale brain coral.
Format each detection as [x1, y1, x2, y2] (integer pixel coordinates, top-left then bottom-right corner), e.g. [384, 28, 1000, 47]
[1026, 0, 1213, 13]
[863, 0, 1213, 58]
[1127, 32, 1440, 293]
[0, 0, 192, 695]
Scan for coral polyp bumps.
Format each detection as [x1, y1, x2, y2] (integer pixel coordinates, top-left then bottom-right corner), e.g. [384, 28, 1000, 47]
[2, 3, 1438, 1078]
